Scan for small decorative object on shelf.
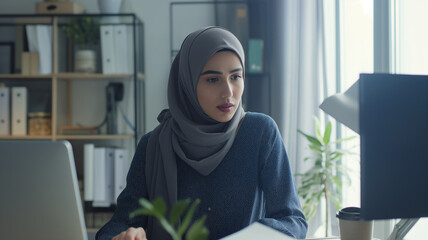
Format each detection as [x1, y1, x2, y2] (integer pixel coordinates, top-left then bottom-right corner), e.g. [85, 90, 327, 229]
[62, 17, 100, 73]
[28, 112, 51, 135]
[98, 0, 122, 14]
[35, 1, 85, 14]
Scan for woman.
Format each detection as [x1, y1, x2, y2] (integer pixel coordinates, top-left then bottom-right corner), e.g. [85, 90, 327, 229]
[96, 26, 307, 240]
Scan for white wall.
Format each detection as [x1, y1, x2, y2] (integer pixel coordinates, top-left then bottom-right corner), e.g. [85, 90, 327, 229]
[0, 0, 213, 132]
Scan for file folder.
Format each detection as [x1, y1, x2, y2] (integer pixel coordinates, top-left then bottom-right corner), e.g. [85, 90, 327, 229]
[113, 25, 129, 74]
[93, 147, 114, 207]
[83, 143, 95, 201]
[0, 87, 10, 135]
[100, 25, 116, 74]
[11, 87, 27, 135]
[114, 148, 129, 202]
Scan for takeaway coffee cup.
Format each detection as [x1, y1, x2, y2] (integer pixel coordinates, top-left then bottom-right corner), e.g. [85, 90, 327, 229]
[336, 207, 373, 240]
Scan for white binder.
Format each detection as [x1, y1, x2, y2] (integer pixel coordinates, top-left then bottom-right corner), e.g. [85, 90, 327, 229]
[0, 87, 10, 135]
[83, 143, 95, 201]
[114, 148, 129, 202]
[100, 25, 116, 74]
[11, 87, 27, 136]
[93, 147, 114, 207]
[105, 148, 115, 205]
[25, 25, 52, 74]
[35, 25, 52, 74]
[113, 25, 129, 74]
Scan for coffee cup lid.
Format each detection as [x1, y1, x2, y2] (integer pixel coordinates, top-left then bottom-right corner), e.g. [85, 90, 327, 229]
[336, 207, 361, 220]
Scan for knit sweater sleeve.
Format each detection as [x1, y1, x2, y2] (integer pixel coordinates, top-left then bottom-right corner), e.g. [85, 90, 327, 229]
[256, 116, 308, 239]
[95, 134, 151, 240]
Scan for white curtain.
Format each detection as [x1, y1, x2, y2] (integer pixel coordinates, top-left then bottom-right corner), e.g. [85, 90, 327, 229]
[270, 0, 337, 237]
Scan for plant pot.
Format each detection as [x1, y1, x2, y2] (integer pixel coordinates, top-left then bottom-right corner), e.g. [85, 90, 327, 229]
[74, 49, 96, 73]
[98, 0, 122, 14]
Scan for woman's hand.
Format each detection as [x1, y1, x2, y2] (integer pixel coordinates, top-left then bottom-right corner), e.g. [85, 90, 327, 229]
[112, 227, 147, 240]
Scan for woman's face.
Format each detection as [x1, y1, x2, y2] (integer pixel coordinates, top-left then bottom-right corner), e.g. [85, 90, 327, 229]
[196, 51, 244, 122]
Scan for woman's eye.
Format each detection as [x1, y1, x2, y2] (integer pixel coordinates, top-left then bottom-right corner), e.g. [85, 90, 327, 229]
[206, 77, 219, 83]
[231, 74, 242, 80]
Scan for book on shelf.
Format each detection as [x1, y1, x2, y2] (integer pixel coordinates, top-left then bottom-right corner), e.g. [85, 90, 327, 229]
[247, 39, 264, 73]
[21, 52, 39, 75]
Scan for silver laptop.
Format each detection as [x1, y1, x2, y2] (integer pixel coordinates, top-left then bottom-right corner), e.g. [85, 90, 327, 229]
[0, 140, 88, 240]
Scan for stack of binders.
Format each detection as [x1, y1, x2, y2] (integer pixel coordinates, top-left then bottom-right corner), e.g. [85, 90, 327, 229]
[100, 24, 133, 74]
[83, 144, 130, 207]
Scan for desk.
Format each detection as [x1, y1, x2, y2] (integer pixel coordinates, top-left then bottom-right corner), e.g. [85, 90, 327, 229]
[306, 238, 340, 240]
[306, 238, 380, 240]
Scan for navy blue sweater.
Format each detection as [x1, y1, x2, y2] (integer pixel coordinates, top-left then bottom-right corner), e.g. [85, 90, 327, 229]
[96, 112, 307, 239]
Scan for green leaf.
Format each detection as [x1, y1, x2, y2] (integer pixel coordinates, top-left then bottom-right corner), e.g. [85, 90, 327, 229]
[186, 216, 209, 240]
[315, 118, 323, 143]
[309, 145, 323, 155]
[302, 193, 321, 220]
[332, 135, 357, 144]
[298, 184, 317, 198]
[158, 218, 180, 240]
[169, 199, 191, 227]
[178, 199, 200, 237]
[152, 197, 167, 218]
[139, 198, 154, 210]
[129, 209, 150, 219]
[330, 176, 342, 191]
[331, 194, 342, 211]
[298, 130, 322, 146]
[323, 122, 332, 144]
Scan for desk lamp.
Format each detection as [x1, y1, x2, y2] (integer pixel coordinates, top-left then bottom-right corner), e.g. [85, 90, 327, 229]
[319, 73, 428, 240]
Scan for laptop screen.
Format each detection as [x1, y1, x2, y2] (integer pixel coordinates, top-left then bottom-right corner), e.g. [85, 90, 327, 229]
[0, 140, 88, 240]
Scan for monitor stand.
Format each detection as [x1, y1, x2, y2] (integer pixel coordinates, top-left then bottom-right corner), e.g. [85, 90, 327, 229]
[387, 218, 419, 240]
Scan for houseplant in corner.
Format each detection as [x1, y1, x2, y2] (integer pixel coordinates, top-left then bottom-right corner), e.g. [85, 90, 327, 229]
[62, 17, 100, 73]
[296, 118, 356, 237]
[130, 197, 209, 240]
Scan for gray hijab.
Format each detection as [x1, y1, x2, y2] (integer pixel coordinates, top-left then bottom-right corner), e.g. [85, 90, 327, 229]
[145, 26, 245, 239]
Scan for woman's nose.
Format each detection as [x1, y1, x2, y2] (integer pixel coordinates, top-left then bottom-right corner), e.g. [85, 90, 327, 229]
[221, 81, 233, 98]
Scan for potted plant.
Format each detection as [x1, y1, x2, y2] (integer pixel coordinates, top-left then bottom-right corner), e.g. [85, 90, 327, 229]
[130, 197, 209, 240]
[296, 118, 356, 237]
[62, 17, 100, 73]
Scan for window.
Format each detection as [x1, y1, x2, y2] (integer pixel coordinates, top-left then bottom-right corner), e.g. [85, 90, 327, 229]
[339, 0, 373, 210]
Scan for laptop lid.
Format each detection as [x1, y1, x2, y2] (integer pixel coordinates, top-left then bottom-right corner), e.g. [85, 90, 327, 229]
[0, 140, 88, 240]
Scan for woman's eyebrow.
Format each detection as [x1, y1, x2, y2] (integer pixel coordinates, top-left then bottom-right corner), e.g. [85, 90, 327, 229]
[230, 68, 243, 73]
[200, 70, 222, 75]
[200, 68, 243, 76]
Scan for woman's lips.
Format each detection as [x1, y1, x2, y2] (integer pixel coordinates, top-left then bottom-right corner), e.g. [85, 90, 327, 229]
[217, 103, 234, 112]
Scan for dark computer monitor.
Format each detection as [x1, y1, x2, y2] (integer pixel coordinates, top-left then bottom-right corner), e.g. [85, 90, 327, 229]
[359, 73, 428, 220]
